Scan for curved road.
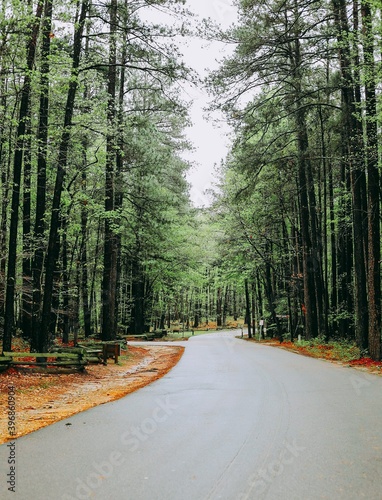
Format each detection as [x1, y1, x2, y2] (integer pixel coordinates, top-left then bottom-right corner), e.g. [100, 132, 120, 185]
[1, 331, 382, 499]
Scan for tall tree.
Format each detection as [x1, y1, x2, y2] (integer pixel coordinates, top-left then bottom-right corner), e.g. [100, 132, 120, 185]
[361, 0, 381, 360]
[38, 0, 89, 351]
[101, 0, 119, 341]
[30, 0, 54, 349]
[3, 1, 43, 352]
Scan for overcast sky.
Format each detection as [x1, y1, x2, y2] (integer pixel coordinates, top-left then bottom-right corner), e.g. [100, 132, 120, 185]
[142, 1, 237, 205]
[179, 0, 237, 206]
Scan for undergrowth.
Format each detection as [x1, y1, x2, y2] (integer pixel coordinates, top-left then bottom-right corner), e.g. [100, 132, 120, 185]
[295, 335, 361, 362]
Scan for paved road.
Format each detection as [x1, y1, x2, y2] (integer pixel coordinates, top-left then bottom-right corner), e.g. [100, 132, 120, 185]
[1, 331, 382, 500]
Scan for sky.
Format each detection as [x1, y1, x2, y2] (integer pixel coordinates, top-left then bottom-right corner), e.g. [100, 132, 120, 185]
[141, 0, 238, 206]
[179, 0, 238, 206]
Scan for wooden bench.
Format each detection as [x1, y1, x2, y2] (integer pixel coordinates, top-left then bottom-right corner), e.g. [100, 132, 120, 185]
[74, 344, 104, 364]
[127, 330, 172, 340]
[126, 334, 155, 341]
[2, 352, 88, 371]
[77, 342, 123, 364]
[152, 330, 168, 339]
[102, 343, 121, 364]
[0, 356, 12, 372]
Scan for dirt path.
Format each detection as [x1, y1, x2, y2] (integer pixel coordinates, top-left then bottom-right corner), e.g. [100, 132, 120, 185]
[0, 344, 184, 444]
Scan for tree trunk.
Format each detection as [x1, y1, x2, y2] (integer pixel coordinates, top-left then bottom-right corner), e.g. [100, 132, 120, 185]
[222, 286, 229, 326]
[21, 116, 32, 339]
[333, 0, 367, 346]
[328, 160, 338, 335]
[80, 18, 92, 338]
[349, 0, 368, 349]
[131, 260, 145, 334]
[362, 0, 381, 360]
[31, 0, 53, 350]
[3, 2, 43, 352]
[80, 172, 91, 337]
[0, 71, 10, 317]
[61, 218, 70, 344]
[39, 0, 89, 351]
[101, 0, 118, 341]
[216, 286, 222, 327]
[295, 107, 317, 340]
[289, 6, 318, 339]
[244, 278, 252, 338]
[251, 281, 257, 338]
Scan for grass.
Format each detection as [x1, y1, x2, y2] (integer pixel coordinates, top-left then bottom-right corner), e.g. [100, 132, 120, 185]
[165, 330, 214, 341]
[282, 337, 382, 370]
[249, 334, 366, 364]
[294, 336, 361, 362]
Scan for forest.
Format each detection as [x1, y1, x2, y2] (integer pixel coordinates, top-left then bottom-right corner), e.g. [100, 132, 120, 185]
[0, 0, 381, 361]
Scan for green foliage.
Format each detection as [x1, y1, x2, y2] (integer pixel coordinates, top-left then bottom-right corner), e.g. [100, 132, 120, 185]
[296, 336, 361, 362]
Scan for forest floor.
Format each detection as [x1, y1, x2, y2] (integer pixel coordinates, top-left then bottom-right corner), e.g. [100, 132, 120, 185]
[244, 337, 382, 374]
[0, 340, 184, 444]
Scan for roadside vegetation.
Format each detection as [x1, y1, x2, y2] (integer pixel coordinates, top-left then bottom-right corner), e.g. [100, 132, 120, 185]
[246, 336, 382, 372]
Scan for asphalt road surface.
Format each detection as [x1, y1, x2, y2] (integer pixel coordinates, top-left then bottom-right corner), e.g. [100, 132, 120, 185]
[1, 331, 382, 500]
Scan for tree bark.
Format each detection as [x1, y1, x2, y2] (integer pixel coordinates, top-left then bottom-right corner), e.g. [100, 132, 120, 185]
[216, 286, 222, 327]
[362, 0, 381, 360]
[101, 0, 118, 341]
[39, 0, 89, 351]
[244, 278, 252, 338]
[131, 259, 145, 334]
[21, 114, 32, 339]
[80, 170, 91, 338]
[3, 1, 43, 352]
[31, 0, 53, 350]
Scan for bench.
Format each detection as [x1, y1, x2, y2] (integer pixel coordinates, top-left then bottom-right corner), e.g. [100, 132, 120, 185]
[75, 344, 104, 364]
[0, 356, 12, 372]
[152, 330, 168, 339]
[102, 343, 121, 364]
[78, 342, 123, 364]
[2, 352, 88, 371]
[126, 334, 155, 341]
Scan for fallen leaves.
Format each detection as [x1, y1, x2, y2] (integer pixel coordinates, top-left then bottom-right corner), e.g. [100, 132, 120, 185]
[0, 344, 184, 444]
[245, 337, 382, 374]
[349, 358, 382, 369]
